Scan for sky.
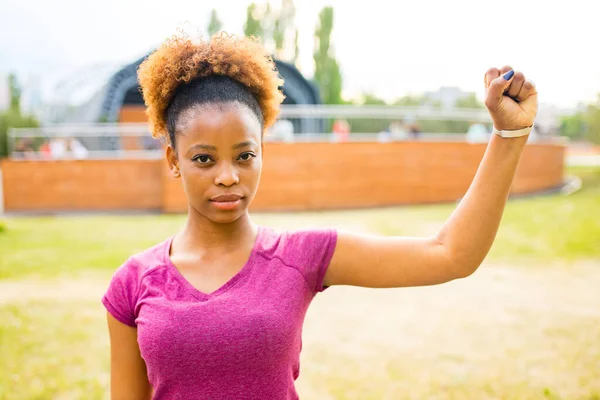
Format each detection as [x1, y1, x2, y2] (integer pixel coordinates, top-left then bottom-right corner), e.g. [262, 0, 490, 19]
[1, 0, 598, 109]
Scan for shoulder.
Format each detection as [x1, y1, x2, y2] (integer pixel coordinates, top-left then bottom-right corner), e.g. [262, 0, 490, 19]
[257, 226, 337, 263]
[111, 237, 173, 287]
[102, 237, 173, 327]
[256, 226, 337, 293]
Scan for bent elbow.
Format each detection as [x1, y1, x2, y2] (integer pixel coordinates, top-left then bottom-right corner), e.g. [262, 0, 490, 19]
[452, 259, 483, 279]
[455, 264, 479, 279]
[445, 249, 483, 280]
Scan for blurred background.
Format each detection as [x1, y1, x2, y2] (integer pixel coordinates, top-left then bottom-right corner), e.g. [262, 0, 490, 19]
[0, 0, 599, 399]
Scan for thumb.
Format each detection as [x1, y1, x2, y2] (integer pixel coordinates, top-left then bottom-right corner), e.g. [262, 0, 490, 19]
[485, 69, 514, 111]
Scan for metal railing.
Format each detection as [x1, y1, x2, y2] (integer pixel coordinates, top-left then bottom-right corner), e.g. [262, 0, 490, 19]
[7, 105, 558, 160]
[278, 104, 492, 120]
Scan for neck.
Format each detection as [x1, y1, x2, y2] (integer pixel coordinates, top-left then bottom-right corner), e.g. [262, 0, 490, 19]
[180, 208, 257, 252]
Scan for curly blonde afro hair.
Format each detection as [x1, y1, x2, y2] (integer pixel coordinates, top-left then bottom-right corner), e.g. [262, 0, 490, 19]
[138, 33, 285, 140]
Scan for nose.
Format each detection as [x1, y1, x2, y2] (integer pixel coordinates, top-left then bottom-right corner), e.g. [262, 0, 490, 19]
[214, 161, 240, 187]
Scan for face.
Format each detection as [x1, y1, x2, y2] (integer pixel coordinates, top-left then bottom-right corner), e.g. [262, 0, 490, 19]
[166, 103, 263, 224]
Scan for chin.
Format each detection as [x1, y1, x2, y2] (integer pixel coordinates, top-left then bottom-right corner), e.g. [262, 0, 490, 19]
[189, 197, 253, 225]
[195, 202, 248, 225]
[207, 211, 246, 224]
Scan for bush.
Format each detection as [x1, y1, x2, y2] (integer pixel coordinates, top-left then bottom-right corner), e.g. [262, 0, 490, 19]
[0, 109, 39, 158]
[0, 221, 6, 233]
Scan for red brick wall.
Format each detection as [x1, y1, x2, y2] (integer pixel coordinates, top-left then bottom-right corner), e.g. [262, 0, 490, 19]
[2, 141, 565, 213]
[1, 159, 162, 211]
[162, 141, 565, 212]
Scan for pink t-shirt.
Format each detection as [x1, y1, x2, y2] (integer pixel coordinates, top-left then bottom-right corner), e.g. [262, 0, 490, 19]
[102, 226, 337, 399]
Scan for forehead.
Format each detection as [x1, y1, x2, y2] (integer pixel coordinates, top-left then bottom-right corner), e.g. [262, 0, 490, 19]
[176, 103, 262, 145]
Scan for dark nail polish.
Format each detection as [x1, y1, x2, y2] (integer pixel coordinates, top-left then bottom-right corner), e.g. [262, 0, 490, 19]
[503, 70, 515, 80]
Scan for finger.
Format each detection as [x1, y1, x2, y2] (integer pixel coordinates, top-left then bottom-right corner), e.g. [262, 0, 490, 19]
[484, 67, 501, 88]
[517, 79, 536, 103]
[500, 65, 513, 75]
[499, 65, 513, 94]
[507, 71, 525, 99]
[485, 70, 514, 111]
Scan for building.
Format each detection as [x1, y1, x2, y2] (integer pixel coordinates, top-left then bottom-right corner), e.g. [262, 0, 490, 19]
[424, 86, 475, 110]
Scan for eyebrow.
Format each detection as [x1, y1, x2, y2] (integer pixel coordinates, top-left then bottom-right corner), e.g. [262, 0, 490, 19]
[232, 140, 258, 150]
[189, 141, 257, 152]
[189, 144, 216, 151]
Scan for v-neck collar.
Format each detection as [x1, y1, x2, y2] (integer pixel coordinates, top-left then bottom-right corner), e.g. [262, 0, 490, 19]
[163, 226, 263, 301]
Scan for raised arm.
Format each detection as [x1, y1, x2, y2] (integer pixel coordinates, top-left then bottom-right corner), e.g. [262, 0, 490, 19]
[107, 313, 153, 400]
[324, 66, 538, 288]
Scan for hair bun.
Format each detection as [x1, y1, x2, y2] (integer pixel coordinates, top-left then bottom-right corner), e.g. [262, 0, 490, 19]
[138, 33, 285, 139]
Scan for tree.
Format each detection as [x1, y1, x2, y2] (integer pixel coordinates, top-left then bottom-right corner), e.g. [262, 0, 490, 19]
[361, 93, 387, 105]
[293, 29, 299, 65]
[560, 113, 586, 139]
[393, 95, 425, 107]
[348, 93, 388, 133]
[8, 74, 21, 112]
[0, 74, 39, 158]
[313, 6, 342, 104]
[274, 0, 296, 60]
[584, 97, 600, 144]
[391, 95, 475, 133]
[558, 95, 600, 144]
[244, 3, 263, 39]
[243, 1, 297, 61]
[207, 9, 223, 37]
[273, 17, 284, 53]
[262, 1, 275, 50]
[268, 0, 295, 58]
[455, 93, 484, 108]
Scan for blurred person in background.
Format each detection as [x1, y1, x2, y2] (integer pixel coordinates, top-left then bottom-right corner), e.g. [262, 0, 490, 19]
[39, 140, 52, 158]
[67, 138, 89, 159]
[378, 119, 408, 142]
[49, 137, 68, 159]
[13, 137, 35, 159]
[390, 119, 408, 140]
[269, 118, 295, 142]
[408, 121, 422, 139]
[403, 115, 422, 140]
[466, 121, 490, 143]
[102, 33, 537, 399]
[332, 118, 350, 141]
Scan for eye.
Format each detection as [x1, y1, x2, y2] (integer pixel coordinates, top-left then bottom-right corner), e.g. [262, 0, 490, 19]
[237, 152, 256, 161]
[192, 154, 213, 164]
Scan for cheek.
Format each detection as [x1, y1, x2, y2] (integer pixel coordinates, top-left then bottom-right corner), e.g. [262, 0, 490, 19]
[180, 163, 210, 188]
[247, 158, 262, 181]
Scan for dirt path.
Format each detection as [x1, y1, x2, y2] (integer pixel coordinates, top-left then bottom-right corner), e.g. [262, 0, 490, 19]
[299, 262, 600, 398]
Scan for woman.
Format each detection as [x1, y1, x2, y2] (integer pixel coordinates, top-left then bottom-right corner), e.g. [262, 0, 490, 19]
[102, 33, 537, 399]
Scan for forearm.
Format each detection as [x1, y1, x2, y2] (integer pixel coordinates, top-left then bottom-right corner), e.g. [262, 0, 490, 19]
[437, 133, 528, 275]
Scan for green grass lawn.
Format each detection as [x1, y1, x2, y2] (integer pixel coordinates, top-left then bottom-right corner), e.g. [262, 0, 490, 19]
[1, 300, 109, 400]
[375, 166, 600, 262]
[0, 167, 599, 400]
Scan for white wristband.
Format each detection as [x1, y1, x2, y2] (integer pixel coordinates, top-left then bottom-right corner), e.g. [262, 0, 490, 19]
[493, 125, 534, 138]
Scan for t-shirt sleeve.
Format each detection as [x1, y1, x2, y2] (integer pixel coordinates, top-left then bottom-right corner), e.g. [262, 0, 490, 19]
[283, 228, 338, 294]
[101, 258, 141, 327]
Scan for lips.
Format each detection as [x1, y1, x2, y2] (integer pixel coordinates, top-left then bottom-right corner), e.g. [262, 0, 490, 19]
[211, 194, 243, 202]
[209, 194, 244, 211]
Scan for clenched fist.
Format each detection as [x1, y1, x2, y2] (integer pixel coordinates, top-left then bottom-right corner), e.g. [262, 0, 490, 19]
[484, 66, 538, 131]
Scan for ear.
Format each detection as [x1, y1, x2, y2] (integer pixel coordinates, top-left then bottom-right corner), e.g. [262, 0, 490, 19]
[166, 145, 180, 178]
